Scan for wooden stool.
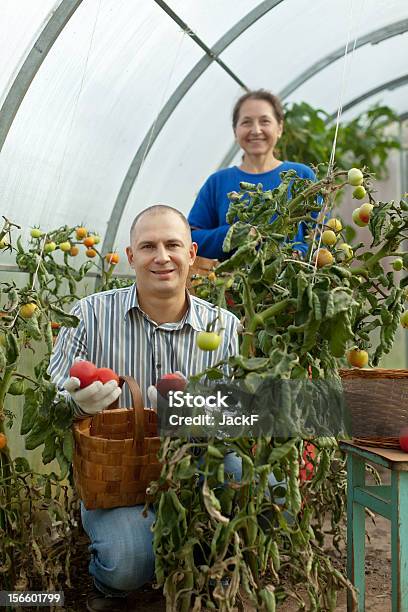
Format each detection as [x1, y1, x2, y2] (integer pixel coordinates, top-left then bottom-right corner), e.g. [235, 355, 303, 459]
[339, 441, 408, 611]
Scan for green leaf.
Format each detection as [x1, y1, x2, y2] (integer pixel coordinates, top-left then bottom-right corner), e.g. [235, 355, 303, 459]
[25, 420, 50, 450]
[263, 256, 284, 283]
[20, 388, 39, 435]
[56, 447, 70, 480]
[216, 243, 257, 272]
[62, 430, 74, 462]
[230, 356, 270, 371]
[48, 305, 79, 328]
[267, 439, 298, 464]
[327, 311, 354, 358]
[14, 457, 31, 473]
[223, 222, 253, 252]
[53, 399, 73, 432]
[5, 332, 19, 365]
[42, 433, 57, 464]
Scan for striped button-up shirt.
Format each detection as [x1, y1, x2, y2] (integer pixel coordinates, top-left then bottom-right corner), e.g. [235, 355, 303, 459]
[48, 283, 240, 417]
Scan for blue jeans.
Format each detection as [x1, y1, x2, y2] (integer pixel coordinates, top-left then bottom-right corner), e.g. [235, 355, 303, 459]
[81, 452, 283, 596]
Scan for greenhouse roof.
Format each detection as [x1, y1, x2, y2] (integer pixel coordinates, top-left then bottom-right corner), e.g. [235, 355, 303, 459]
[1, 0, 407, 273]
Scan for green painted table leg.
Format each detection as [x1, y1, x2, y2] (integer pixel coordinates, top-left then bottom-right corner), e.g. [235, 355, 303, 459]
[391, 471, 408, 611]
[347, 453, 366, 611]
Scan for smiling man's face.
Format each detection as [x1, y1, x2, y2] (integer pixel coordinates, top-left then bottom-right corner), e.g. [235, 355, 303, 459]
[126, 210, 197, 299]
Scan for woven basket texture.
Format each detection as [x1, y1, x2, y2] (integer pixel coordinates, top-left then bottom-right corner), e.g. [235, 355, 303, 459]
[339, 368, 408, 449]
[73, 375, 161, 509]
[187, 255, 217, 291]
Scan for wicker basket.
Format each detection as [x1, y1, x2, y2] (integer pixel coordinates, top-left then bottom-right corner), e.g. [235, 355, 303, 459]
[187, 255, 218, 291]
[72, 375, 161, 510]
[339, 368, 408, 449]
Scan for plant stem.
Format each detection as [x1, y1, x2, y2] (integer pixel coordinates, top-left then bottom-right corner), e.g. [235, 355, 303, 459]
[241, 298, 291, 358]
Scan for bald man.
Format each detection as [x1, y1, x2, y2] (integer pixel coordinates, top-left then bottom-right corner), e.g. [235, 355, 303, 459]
[48, 204, 240, 611]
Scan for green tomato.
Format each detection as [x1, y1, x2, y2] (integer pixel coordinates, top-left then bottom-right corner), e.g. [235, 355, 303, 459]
[59, 241, 71, 252]
[347, 348, 369, 368]
[348, 168, 364, 186]
[8, 379, 26, 395]
[352, 186, 366, 200]
[327, 218, 342, 233]
[321, 230, 337, 246]
[401, 311, 408, 329]
[44, 241, 56, 253]
[196, 331, 221, 351]
[392, 258, 403, 272]
[30, 228, 43, 239]
[195, 287, 210, 299]
[338, 243, 353, 261]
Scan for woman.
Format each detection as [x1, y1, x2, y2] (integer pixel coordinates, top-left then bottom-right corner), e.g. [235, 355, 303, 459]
[188, 90, 317, 261]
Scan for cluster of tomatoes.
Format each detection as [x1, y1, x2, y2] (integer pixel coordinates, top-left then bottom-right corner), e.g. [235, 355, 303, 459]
[30, 226, 119, 265]
[69, 360, 119, 387]
[313, 167, 366, 269]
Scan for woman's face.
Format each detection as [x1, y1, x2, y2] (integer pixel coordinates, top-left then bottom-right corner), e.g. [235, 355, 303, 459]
[234, 98, 283, 157]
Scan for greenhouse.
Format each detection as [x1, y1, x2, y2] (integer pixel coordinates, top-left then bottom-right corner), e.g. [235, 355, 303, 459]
[1, 1, 408, 610]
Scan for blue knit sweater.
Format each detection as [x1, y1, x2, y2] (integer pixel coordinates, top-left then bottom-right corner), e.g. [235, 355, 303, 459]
[188, 162, 317, 260]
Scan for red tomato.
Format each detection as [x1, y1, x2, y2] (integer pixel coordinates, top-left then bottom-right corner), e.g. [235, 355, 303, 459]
[96, 367, 119, 385]
[105, 252, 119, 265]
[76, 227, 87, 240]
[399, 427, 408, 452]
[300, 442, 316, 482]
[83, 236, 95, 247]
[0, 433, 7, 450]
[69, 360, 98, 388]
[156, 373, 186, 398]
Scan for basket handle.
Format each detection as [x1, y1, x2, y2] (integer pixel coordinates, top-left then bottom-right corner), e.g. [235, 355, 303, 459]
[106, 375, 145, 444]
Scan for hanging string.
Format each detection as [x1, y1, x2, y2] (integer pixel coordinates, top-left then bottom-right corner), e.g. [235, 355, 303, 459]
[308, 0, 365, 272]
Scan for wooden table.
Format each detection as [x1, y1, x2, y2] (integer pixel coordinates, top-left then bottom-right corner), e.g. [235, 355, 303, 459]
[339, 441, 408, 611]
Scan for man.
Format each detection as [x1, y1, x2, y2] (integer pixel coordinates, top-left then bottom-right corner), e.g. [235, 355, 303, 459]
[48, 205, 240, 612]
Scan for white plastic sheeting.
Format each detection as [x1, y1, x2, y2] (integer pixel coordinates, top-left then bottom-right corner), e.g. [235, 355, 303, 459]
[0, 0, 61, 108]
[0, 0, 407, 274]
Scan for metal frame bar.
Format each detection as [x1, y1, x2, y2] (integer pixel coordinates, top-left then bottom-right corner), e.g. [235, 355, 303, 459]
[334, 74, 408, 118]
[153, 0, 248, 89]
[219, 19, 408, 169]
[0, 0, 83, 153]
[101, 0, 284, 254]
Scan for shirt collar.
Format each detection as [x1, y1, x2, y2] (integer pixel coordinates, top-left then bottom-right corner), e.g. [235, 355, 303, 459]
[124, 284, 205, 332]
[124, 283, 139, 316]
[184, 291, 206, 332]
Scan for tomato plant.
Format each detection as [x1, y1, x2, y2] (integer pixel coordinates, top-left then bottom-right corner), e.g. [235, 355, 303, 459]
[0, 216, 126, 593]
[152, 167, 408, 611]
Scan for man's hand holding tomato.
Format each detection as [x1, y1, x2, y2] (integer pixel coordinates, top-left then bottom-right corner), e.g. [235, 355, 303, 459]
[64, 359, 121, 415]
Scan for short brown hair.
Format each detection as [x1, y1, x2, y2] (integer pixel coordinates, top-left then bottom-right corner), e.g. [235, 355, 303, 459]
[130, 205, 191, 241]
[232, 90, 284, 129]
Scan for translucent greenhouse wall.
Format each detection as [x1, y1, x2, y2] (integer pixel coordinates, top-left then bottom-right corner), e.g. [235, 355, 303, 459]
[1, 0, 408, 271]
[1, 0, 408, 471]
